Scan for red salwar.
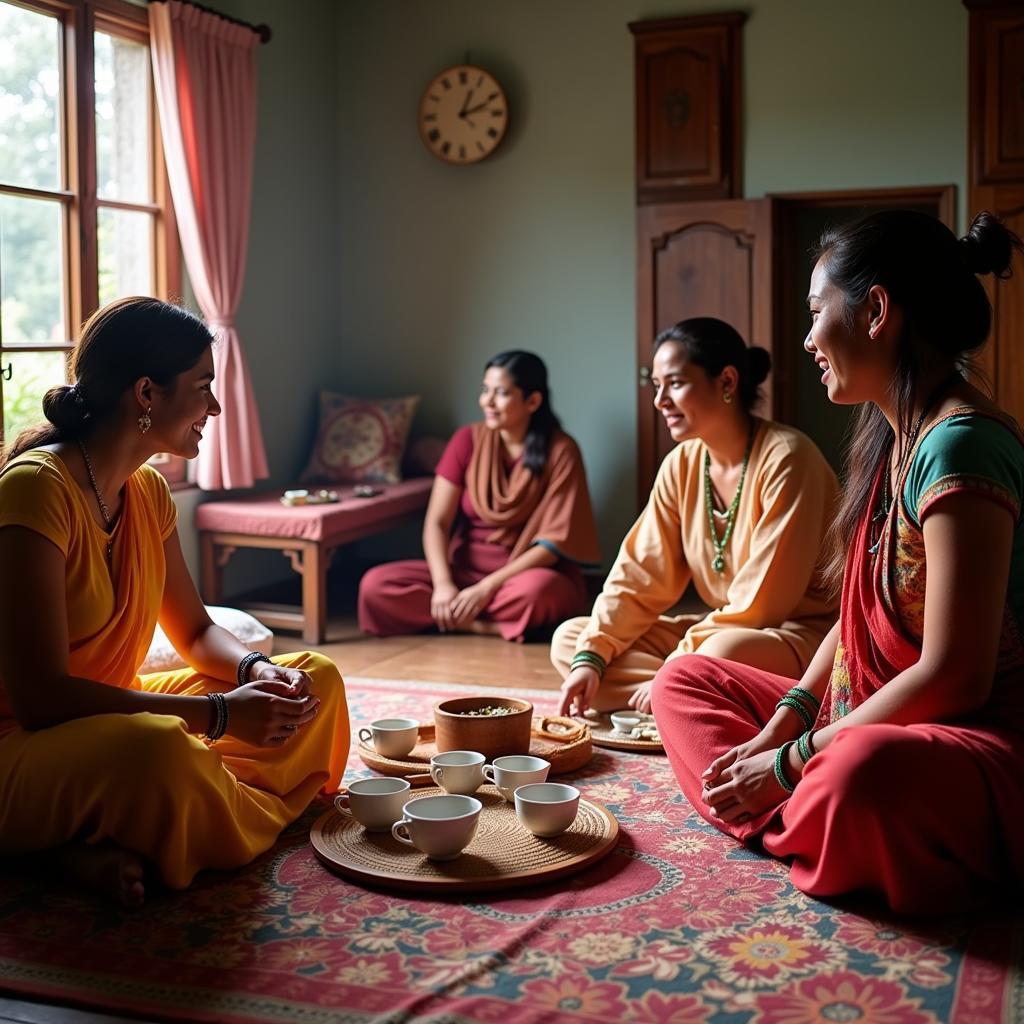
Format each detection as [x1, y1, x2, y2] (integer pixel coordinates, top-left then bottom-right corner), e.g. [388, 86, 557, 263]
[651, 655, 1024, 915]
[652, 408, 1024, 915]
[357, 537, 587, 642]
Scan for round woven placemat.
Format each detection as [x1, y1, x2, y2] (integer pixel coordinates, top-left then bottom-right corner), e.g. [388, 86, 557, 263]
[310, 785, 618, 893]
[357, 717, 592, 777]
[573, 710, 665, 753]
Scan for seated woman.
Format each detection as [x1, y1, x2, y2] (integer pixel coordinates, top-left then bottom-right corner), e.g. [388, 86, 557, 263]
[652, 211, 1024, 915]
[358, 350, 600, 642]
[0, 297, 349, 907]
[554, 318, 838, 717]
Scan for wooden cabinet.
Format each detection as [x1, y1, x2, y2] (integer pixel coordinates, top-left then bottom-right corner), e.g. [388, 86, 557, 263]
[629, 13, 745, 203]
[635, 199, 773, 502]
[967, 1, 1024, 422]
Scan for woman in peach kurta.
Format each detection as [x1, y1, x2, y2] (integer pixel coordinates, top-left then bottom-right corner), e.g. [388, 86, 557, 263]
[0, 298, 349, 905]
[554, 318, 838, 716]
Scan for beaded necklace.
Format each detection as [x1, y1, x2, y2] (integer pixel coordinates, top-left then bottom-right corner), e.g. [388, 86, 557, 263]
[78, 440, 115, 565]
[703, 419, 756, 575]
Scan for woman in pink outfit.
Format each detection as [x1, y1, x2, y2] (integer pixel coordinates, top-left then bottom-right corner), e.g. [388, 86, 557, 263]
[358, 351, 600, 642]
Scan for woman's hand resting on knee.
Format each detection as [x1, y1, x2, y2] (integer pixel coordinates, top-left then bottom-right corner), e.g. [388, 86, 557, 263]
[701, 747, 791, 824]
[222, 681, 320, 746]
[558, 666, 600, 717]
[430, 582, 459, 632]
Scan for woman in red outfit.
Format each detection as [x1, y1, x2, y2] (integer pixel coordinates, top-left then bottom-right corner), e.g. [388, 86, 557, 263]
[651, 210, 1024, 915]
[358, 351, 600, 642]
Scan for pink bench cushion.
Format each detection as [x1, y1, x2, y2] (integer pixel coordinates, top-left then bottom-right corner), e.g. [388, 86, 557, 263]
[194, 477, 433, 543]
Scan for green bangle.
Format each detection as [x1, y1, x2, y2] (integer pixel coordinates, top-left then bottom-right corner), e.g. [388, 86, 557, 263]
[571, 651, 606, 676]
[796, 730, 816, 765]
[774, 741, 796, 794]
[785, 687, 821, 713]
[776, 695, 814, 731]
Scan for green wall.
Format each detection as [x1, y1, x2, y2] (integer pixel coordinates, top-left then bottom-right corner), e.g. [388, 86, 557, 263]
[180, 0, 967, 576]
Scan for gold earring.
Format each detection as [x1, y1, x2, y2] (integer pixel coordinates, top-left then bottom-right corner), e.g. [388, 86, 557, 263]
[723, 391, 733, 404]
[138, 408, 152, 435]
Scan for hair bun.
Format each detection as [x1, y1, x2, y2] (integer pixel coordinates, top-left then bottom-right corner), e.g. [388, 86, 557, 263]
[960, 211, 1022, 279]
[746, 346, 772, 385]
[42, 384, 89, 432]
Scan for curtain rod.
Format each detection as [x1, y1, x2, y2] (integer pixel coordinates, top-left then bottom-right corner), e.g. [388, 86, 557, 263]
[148, 0, 272, 44]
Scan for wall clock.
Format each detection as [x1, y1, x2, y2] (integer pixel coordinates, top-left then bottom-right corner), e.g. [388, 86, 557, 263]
[418, 64, 508, 165]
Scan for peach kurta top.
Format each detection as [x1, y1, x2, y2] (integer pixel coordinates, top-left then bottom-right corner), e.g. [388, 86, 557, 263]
[576, 419, 839, 670]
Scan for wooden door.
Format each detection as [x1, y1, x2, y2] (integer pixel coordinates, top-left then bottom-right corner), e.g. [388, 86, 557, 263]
[971, 186, 1024, 418]
[635, 198, 773, 505]
[967, 2, 1024, 423]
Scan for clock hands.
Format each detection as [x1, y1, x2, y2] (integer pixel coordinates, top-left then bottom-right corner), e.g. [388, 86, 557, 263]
[461, 98, 495, 117]
[458, 88, 475, 117]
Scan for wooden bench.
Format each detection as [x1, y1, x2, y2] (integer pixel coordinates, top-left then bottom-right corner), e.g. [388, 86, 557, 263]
[195, 478, 433, 644]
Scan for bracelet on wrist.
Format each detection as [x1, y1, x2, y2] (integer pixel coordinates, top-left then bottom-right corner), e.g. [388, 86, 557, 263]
[204, 691, 229, 741]
[784, 686, 821, 713]
[237, 651, 272, 687]
[774, 741, 797, 794]
[775, 695, 815, 731]
[570, 650, 607, 678]
[796, 730, 816, 766]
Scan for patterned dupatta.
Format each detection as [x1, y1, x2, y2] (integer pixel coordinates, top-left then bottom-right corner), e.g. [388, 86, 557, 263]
[824, 406, 1024, 724]
[823, 461, 919, 723]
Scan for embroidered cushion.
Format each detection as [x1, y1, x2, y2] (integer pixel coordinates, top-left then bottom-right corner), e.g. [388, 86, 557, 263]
[300, 392, 420, 484]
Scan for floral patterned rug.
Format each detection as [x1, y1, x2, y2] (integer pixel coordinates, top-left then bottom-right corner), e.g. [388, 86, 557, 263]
[0, 676, 1020, 1024]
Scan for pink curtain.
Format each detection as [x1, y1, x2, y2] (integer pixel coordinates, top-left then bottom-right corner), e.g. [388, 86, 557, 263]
[149, 0, 268, 490]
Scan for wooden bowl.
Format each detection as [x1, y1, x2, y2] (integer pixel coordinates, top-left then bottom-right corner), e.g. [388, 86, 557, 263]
[433, 696, 534, 760]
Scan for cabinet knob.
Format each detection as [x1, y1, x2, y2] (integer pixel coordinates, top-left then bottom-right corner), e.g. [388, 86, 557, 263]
[639, 365, 652, 387]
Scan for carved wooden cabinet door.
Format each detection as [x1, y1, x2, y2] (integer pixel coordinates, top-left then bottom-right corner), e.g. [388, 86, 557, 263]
[967, 2, 1024, 423]
[630, 13, 745, 203]
[635, 198, 774, 504]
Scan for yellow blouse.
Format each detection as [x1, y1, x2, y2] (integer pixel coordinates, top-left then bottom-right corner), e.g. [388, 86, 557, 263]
[0, 450, 177, 724]
[576, 419, 839, 666]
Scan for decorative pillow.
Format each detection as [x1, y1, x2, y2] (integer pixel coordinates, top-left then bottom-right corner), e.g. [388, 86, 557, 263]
[300, 392, 420, 484]
[141, 606, 274, 675]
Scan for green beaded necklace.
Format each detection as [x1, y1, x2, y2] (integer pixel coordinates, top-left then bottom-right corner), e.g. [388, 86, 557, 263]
[703, 420, 755, 575]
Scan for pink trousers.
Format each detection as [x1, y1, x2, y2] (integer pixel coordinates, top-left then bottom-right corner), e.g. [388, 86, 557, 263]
[357, 540, 587, 642]
[651, 654, 1024, 915]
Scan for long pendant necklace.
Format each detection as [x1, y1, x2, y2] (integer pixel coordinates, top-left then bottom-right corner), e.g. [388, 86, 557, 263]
[868, 372, 961, 557]
[78, 440, 115, 565]
[704, 420, 755, 575]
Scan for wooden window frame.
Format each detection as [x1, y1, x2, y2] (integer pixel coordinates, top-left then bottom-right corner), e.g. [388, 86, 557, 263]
[0, 0, 185, 483]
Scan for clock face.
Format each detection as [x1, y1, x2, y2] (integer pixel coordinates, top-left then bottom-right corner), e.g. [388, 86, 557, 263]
[418, 64, 508, 165]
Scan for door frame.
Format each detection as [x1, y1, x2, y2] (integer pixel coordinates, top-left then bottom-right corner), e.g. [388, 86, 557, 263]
[769, 185, 956, 426]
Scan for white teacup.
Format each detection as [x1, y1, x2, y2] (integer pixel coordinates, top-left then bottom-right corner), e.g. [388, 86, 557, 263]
[429, 750, 486, 795]
[610, 711, 644, 735]
[391, 794, 482, 860]
[334, 777, 411, 832]
[357, 718, 420, 758]
[514, 782, 581, 837]
[482, 755, 551, 802]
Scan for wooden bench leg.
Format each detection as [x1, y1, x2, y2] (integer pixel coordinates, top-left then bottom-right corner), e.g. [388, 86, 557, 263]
[199, 532, 222, 605]
[301, 541, 327, 645]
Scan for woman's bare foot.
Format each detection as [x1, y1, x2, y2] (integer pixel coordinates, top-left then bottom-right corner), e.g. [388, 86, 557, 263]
[49, 842, 146, 908]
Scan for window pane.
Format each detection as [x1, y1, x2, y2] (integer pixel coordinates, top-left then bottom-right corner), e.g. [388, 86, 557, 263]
[0, 3, 61, 191]
[0, 193, 66, 345]
[1, 349, 67, 444]
[98, 207, 153, 304]
[95, 32, 151, 202]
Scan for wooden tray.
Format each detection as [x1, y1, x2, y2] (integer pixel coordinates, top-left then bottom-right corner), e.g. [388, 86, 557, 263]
[574, 710, 665, 753]
[310, 784, 618, 893]
[357, 716, 592, 776]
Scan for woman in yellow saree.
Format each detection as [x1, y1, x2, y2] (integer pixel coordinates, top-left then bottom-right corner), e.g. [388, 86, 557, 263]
[0, 298, 349, 906]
